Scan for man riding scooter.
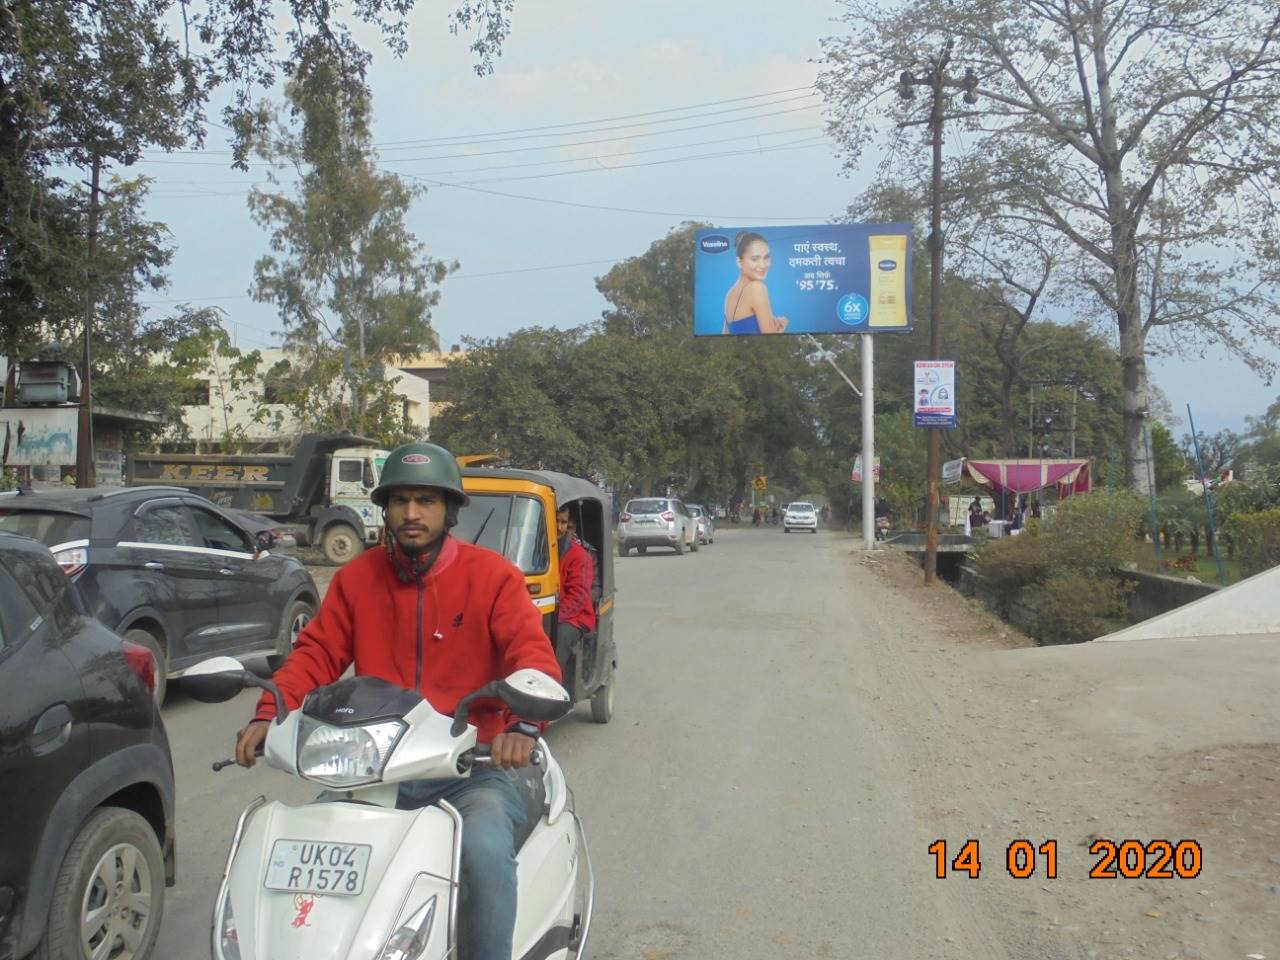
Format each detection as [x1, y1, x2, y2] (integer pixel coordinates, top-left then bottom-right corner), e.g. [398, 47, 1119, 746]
[234, 441, 561, 960]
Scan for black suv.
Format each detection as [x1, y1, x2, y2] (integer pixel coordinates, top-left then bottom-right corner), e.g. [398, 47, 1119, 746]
[0, 532, 175, 960]
[0, 486, 319, 701]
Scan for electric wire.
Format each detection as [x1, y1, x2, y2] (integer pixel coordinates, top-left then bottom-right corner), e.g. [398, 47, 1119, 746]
[145, 85, 817, 156]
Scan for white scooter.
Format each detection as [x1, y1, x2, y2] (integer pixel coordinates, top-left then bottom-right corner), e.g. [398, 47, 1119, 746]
[183, 657, 594, 960]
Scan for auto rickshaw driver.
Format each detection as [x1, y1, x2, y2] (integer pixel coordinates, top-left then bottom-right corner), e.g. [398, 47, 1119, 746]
[555, 505, 597, 698]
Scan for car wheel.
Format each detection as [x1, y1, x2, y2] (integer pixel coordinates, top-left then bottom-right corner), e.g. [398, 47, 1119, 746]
[321, 523, 362, 565]
[275, 598, 315, 662]
[691, 533, 700, 552]
[34, 807, 164, 960]
[617, 540, 628, 557]
[637, 546, 647, 555]
[673, 536, 684, 555]
[589, 670, 615, 724]
[123, 628, 167, 705]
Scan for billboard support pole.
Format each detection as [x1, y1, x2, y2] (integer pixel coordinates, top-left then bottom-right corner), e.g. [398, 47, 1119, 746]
[861, 334, 875, 550]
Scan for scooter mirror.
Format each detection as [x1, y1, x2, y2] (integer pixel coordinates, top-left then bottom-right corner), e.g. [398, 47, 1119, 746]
[498, 669, 572, 723]
[180, 656, 251, 704]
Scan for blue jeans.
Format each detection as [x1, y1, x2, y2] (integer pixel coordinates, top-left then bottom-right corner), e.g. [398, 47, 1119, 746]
[398, 768, 529, 960]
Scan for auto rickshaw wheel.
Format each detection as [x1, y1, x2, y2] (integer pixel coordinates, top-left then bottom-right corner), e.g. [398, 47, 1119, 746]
[590, 670, 615, 724]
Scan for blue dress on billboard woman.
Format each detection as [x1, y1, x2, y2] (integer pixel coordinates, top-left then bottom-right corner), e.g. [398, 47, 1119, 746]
[725, 285, 761, 335]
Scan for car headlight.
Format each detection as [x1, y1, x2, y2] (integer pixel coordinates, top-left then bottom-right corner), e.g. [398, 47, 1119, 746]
[376, 895, 437, 960]
[296, 717, 406, 787]
[217, 892, 241, 960]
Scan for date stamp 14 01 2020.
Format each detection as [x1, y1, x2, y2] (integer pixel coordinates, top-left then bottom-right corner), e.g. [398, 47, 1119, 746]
[929, 839, 1203, 880]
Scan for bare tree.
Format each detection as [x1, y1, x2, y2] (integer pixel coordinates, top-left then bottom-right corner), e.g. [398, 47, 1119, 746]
[820, 0, 1280, 493]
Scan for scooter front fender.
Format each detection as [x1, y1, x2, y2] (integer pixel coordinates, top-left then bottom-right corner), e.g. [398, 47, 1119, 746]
[216, 799, 458, 960]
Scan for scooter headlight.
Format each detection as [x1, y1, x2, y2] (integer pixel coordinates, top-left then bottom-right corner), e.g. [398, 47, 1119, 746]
[376, 895, 437, 960]
[217, 892, 241, 960]
[296, 717, 406, 787]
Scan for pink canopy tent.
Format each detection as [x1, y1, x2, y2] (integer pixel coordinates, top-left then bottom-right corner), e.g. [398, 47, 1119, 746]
[962, 458, 1092, 498]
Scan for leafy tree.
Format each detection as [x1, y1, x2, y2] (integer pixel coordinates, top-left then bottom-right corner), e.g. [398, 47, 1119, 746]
[1, 0, 517, 385]
[820, 0, 1280, 495]
[248, 44, 452, 440]
[1150, 422, 1186, 494]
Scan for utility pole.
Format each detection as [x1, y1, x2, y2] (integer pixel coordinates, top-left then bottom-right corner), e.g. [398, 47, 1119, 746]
[898, 46, 978, 584]
[76, 154, 102, 488]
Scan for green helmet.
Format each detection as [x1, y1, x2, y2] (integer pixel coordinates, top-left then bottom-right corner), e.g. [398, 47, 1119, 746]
[371, 442, 469, 508]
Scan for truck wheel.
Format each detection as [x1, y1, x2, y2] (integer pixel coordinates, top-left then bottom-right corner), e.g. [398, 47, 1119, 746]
[321, 523, 362, 565]
[34, 808, 164, 960]
[123, 628, 167, 705]
[272, 598, 315, 666]
[589, 671, 615, 724]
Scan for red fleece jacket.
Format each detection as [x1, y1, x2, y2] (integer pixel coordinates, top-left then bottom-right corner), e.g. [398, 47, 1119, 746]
[558, 538, 596, 632]
[254, 536, 561, 743]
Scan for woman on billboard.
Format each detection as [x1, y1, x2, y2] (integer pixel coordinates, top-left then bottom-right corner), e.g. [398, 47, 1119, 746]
[723, 232, 788, 335]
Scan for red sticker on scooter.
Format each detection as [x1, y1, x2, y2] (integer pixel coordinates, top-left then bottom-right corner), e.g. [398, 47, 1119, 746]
[292, 894, 317, 928]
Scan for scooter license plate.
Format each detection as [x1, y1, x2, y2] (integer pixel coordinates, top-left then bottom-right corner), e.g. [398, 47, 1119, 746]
[263, 840, 373, 896]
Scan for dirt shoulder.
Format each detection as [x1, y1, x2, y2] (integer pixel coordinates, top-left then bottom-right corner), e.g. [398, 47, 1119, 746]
[851, 544, 1279, 960]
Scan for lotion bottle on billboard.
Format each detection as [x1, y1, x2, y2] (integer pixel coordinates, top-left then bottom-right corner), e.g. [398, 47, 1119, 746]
[867, 234, 908, 328]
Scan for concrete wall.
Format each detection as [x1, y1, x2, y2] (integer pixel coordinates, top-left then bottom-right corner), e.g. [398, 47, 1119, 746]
[1098, 564, 1280, 642]
[1116, 569, 1220, 624]
[956, 564, 1230, 644]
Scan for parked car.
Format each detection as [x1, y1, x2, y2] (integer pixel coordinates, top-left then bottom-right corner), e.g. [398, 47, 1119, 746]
[0, 531, 175, 960]
[0, 485, 320, 702]
[783, 501, 819, 533]
[687, 503, 715, 545]
[617, 497, 699, 555]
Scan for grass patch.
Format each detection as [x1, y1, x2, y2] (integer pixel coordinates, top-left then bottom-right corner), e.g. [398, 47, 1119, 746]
[1128, 541, 1242, 585]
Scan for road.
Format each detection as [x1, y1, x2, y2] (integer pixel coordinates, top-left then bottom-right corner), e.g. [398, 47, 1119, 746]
[153, 525, 1278, 959]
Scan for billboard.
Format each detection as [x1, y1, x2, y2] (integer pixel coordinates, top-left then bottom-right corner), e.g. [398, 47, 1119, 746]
[1, 408, 78, 466]
[693, 223, 913, 336]
[913, 360, 957, 429]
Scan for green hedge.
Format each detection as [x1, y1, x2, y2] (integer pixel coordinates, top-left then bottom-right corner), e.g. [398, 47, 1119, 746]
[1222, 507, 1280, 578]
[973, 490, 1144, 642]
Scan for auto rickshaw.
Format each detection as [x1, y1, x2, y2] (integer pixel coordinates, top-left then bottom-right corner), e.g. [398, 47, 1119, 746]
[453, 467, 617, 722]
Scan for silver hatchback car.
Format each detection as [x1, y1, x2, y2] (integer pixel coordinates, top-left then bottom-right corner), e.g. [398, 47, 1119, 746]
[617, 497, 699, 555]
[687, 504, 714, 545]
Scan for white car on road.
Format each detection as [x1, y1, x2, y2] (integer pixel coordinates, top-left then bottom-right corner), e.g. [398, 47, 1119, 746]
[783, 501, 819, 533]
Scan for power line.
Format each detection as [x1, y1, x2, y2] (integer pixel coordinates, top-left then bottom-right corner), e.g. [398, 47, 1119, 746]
[138, 256, 638, 305]
[147, 134, 827, 198]
[143, 124, 822, 195]
[137, 102, 822, 168]
[145, 85, 816, 156]
[399, 169, 831, 222]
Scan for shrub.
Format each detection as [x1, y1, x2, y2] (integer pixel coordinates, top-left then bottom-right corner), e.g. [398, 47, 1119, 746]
[1039, 489, 1144, 577]
[1027, 573, 1132, 644]
[1222, 507, 1280, 578]
[972, 490, 1144, 640]
[973, 529, 1047, 600]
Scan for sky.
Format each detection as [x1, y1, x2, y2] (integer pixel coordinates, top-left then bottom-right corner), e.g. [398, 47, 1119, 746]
[131, 0, 1278, 437]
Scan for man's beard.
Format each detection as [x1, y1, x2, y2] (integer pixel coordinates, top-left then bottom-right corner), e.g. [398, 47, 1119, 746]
[393, 523, 440, 555]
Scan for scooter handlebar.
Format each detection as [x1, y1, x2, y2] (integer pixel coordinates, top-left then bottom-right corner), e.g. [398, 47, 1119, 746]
[465, 744, 543, 769]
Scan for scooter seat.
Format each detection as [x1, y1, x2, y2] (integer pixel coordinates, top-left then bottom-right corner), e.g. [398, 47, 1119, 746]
[512, 765, 547, 852]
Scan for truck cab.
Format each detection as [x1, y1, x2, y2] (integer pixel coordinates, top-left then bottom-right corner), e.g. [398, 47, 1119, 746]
[320, 445, 390, 563]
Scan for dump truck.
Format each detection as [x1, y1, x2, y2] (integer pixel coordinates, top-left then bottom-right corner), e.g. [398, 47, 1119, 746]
[126, 433, 389, 564]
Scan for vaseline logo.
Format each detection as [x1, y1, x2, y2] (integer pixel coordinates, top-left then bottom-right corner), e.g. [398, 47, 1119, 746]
[878, 259, 898, 271]
[700, 235, 731, 254]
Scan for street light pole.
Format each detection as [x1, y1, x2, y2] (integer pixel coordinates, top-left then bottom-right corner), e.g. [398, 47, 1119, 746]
[898, 47, 977, 584]
[76, 153, 102, 489]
